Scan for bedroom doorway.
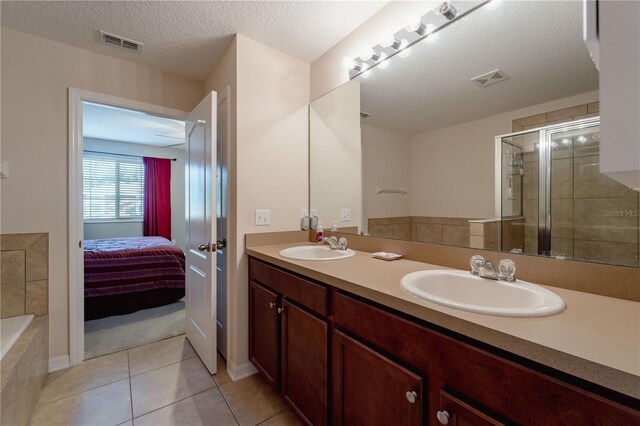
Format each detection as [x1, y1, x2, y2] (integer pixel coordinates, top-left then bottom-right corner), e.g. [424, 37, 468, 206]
[68, 89, 230, 368]
[81, 101, 188, 360]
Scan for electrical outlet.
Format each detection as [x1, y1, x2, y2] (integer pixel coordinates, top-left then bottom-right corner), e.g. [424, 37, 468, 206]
[255, 210, 270, 226]
[341, 208, 351, 222]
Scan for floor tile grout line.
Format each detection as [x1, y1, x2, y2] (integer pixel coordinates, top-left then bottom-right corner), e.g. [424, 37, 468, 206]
[255, 407, 290, 425]
[129, 352, 199, 378]
[127, 350, 134, 423]
[35, 376, 129, 408]
[217, 382, 242, 426]
[130, 382, 220, 421]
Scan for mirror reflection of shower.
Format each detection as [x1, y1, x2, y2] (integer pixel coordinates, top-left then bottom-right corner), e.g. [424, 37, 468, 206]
[499, 117, 639, 267]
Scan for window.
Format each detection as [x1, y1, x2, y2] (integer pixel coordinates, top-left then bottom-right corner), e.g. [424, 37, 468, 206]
[83, 153, 144, 221]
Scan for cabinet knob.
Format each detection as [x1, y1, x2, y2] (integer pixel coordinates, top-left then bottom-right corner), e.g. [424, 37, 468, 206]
[269, 302, 276, 309]
[277, 307, 284, 314]
[405, 391, 417, 404]
[436, 410, 450, 425]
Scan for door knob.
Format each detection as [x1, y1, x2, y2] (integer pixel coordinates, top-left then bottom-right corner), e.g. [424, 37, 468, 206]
[216, 239, 227, 250]
[436, 410, 450, 425]
[405, 391, 417, 404]
[198, 242, 211, 252]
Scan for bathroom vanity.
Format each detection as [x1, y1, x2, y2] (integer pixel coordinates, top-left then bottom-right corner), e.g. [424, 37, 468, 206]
[247, 244, 640, 426]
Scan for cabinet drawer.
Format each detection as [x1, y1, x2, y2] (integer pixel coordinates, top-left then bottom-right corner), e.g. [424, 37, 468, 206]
[250, 258, 328, 316]
[334, 291, 439, 371]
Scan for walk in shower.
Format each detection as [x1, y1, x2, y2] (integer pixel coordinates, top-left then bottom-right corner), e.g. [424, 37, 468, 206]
[499, 117, 640, 267]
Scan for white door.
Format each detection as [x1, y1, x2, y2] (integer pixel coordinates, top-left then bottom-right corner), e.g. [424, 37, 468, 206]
[185, 92, 217, 374]
[216, 87, 230, 360]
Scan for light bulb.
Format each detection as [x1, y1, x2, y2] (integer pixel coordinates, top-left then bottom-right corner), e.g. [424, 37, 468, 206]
[342, 56, 355, 70]
[404, 13, 422, 32]
[424, 24, 436, 35]
[576, 135, 588, 144]
[591, 133, 600, 141]
[378, 58, 390, 69]
[361, 69, 373, 79]
[561, 138, 572, 145]
[424, 32, 439, 44]
[359, 47, 374, 61]
[379, 31, 396, 48]
[398, 40, 411, 57]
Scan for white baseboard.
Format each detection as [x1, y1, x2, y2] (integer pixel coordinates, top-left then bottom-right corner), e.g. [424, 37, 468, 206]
[227, 360, 258, 382]
[48, 355, 70, 373]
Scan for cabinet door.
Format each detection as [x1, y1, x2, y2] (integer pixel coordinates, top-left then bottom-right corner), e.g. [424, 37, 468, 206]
[249, 280, 280, 388]
[333, 330, 423, 426]
[281, 299, 328, 426]
[436, 390, 505, 426]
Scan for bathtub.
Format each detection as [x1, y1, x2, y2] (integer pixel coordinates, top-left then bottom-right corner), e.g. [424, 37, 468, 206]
[1, 314, 35, 360]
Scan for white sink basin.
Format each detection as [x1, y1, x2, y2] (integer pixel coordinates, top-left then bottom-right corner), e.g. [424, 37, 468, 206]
[279, 245, 356, 261]
[401, 270, 565, 317]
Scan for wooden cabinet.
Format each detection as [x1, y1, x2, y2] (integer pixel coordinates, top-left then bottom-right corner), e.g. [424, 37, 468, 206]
[282, 300, 328, 426]
[249, 258, 329, 425]
[249, 280, 279, 388]
[436, 390, 505, 426]
[248, 257, 640, 426]
[333, 330, 423, 426]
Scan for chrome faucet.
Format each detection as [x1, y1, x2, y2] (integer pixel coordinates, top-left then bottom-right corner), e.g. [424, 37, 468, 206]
[470, 255, 516, 282]
[322, 236, 348, 250]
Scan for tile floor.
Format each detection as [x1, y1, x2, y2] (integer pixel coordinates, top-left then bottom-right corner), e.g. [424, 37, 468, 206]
[29, 336, 302, 426]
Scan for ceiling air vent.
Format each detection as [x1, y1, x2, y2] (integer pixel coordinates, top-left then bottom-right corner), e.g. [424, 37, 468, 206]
[471, 69, 509, 88]
[99, 31, 143, 53]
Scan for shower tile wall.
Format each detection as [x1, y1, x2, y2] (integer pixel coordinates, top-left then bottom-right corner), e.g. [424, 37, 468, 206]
[0, 233, 49, 318]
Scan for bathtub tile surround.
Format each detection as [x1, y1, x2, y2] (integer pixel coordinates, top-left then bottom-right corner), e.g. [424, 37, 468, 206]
[29, 335, 301, 426]
[1, 233, 49, 317]
[0, 316, 49, 426]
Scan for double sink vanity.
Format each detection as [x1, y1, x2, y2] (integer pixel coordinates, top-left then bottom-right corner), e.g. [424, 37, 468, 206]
[246, 236, 640, 425]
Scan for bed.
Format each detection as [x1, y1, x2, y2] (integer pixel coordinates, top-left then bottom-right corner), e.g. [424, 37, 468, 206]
[84, 236, 186, 320]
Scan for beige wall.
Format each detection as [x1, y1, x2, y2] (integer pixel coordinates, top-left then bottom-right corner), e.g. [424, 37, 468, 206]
[410, 91, 599, 218]
[310, 79, 362, 232]
[204, 35, 310, 372]
[310, 1, 440, 100]
[361, 125, 411, 228]
[0, 28, 204, 361]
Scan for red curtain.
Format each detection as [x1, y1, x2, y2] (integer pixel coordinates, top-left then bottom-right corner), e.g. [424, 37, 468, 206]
[143, 157, 172, 240]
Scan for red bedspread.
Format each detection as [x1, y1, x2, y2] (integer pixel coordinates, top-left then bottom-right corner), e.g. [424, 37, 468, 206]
[84, 236, 185, 298]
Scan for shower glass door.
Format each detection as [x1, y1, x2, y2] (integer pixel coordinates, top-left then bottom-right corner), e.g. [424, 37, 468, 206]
[500, 117, 639, 267]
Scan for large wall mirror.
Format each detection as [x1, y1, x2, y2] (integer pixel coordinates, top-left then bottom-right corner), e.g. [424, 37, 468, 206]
[310, 0, 640, 268]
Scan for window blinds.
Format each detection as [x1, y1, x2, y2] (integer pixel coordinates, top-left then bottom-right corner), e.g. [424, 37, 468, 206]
[83, 152, 144, 221]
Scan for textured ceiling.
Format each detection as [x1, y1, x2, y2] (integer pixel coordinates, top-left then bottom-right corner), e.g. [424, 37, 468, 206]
[1, 0, 388, 81]
[357, 0, 599, 135]
[83, 102, 185, 147]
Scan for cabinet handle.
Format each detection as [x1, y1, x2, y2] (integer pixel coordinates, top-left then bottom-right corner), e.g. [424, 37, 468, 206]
[405, 391, 417, 404]
[269, 302, 276, 309]
[436, 410, 450, 425]
[277, 307, 284, 314]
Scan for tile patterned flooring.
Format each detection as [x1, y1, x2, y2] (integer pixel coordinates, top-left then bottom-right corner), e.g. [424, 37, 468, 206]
[29, 336, 302, 426]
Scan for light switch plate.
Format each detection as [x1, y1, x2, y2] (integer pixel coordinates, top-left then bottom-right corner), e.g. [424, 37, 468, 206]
[255, 210, 270, 226]
[341, 208, 351, 222]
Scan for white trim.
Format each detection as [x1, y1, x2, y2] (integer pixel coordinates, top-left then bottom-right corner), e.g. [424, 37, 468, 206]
[218, 85, 232, 362]
[48, 355, 70, 373]
[226, 360, 258, 382]
[68, 88, 188, 367]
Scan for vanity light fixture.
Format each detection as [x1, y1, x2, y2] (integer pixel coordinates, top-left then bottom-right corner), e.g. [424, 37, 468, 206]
[345, 0, 486, 79]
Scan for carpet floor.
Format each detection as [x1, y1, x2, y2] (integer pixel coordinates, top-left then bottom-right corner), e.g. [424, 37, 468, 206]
[84, 300, 185, 360]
